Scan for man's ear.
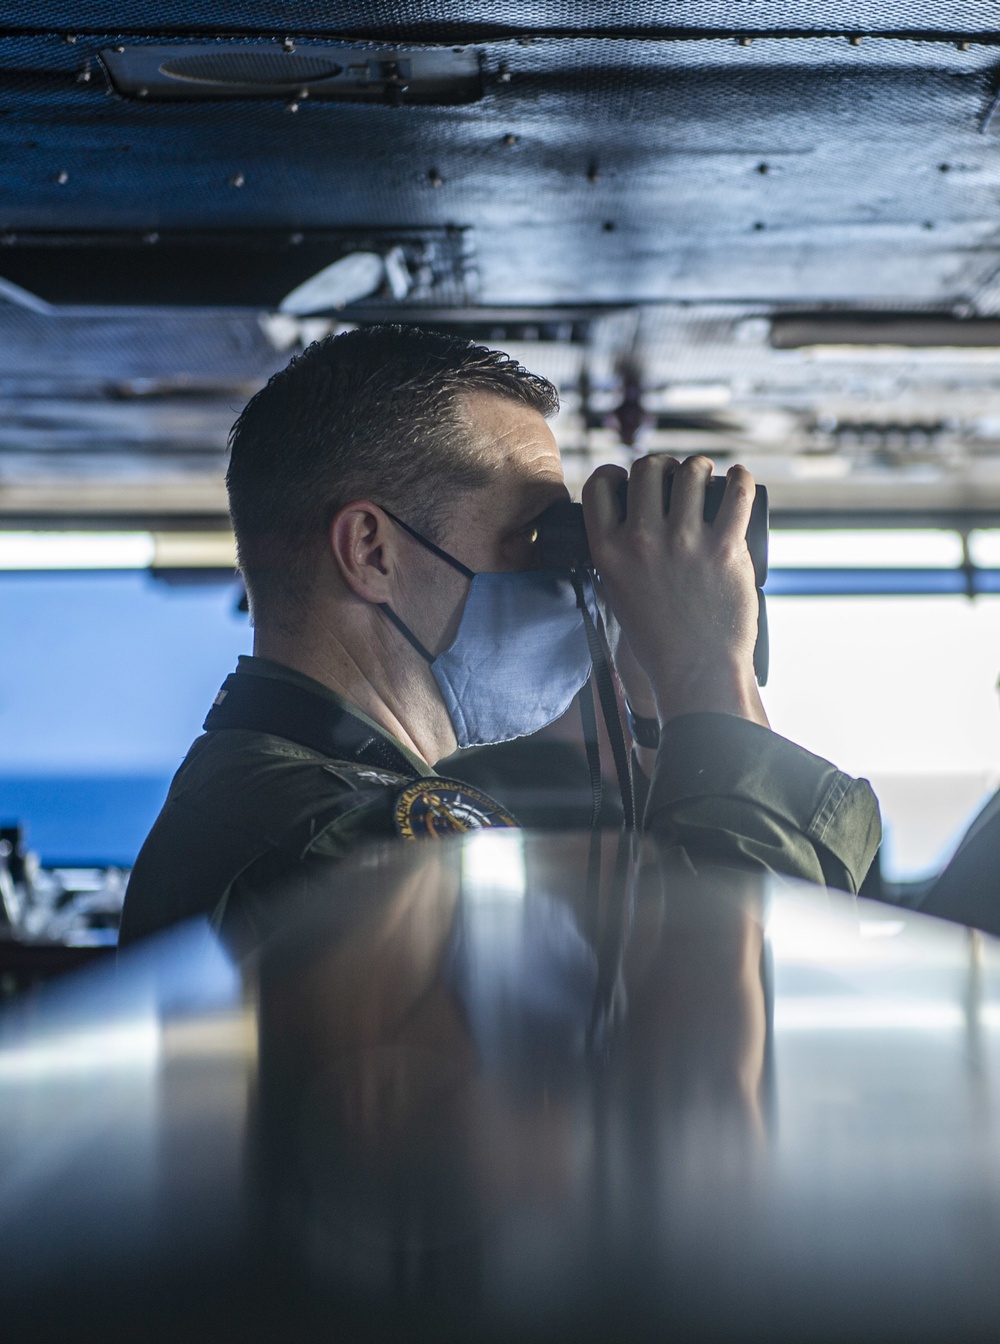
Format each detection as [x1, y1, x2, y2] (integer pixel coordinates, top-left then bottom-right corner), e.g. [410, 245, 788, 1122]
[328, 501, 397, 604]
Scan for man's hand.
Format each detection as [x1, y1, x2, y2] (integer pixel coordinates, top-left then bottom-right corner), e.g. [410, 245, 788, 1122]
[581, 455, 769, 728]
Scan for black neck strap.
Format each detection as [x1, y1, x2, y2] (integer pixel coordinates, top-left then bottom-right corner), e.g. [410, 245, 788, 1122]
[578, 673, 604, 830]
[571, 571, 636, 832]
[203, 671, 422, 779]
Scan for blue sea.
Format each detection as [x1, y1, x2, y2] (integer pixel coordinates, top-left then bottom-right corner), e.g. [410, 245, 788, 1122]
[0, 774, 173, 866]
[0, 570, 252, 865]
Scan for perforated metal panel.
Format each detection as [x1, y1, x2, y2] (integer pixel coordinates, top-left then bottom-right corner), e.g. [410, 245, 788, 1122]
[1, 6, 1000, 515]
[0, 31, 996, 306]
[2, 3, 999, 34]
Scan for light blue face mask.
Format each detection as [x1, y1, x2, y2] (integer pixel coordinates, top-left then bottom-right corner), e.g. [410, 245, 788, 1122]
[379, 510, 595, 748]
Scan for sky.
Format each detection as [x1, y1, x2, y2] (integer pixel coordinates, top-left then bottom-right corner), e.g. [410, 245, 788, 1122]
[0, 572, 251, 775]
[763, 594, 1000, 877]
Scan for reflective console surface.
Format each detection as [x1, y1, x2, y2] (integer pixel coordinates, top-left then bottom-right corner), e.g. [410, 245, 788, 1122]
[2, 831, 999, 1342]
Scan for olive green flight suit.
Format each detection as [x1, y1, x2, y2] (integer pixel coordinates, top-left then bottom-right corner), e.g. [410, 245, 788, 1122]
[119, 655, 881, 946]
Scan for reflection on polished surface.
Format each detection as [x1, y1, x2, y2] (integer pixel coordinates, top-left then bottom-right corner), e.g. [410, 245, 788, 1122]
[2, 832, 1000, 1340]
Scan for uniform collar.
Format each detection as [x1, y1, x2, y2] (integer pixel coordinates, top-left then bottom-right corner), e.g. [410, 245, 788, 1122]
[234, 655, 435, 778]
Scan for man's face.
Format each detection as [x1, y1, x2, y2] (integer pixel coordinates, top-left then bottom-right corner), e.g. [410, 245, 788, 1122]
[437, 390, 569, 572]
[387, 390, 568, 663]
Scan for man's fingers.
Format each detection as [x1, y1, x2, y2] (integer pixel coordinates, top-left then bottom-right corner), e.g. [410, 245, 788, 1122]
[665, 455, 714, 534]
[582, 463, 628, 539]
[626, 454, 677, 531]
[714, 464, 756, 544]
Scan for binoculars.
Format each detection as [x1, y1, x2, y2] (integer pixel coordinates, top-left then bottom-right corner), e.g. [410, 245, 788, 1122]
[535, 477, 770, 685]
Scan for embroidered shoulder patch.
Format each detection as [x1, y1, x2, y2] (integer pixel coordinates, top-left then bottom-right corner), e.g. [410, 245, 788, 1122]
[322, 762, 409, 789]
[393, 778, 518, 839]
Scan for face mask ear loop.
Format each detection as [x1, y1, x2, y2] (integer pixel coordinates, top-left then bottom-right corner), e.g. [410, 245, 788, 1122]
[378, 603, 436, 664]
[376, 509, 473, 665]
[379, 507, 475, 579]
[571, 571, 636, 832]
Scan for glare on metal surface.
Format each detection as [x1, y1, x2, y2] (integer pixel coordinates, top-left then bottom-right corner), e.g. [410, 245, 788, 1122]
[460, 829, 527, 899]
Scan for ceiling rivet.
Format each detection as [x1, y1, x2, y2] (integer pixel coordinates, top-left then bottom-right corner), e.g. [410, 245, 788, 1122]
[137, 87, 148, 98]
[587, 161, 600, 183]
[76, 67, 91, 83]
[112, 45, 125, 54]
[957, 41, 971, 51]
[757, 161, 769, 174]
[286, 101, 299, 113]
[230, 172, 245, 188]
[283, 36, 295, 51]
[848, 35, 863, 46]
[427, 168, 444, 187]
[502, 132, 518, 146]
[143, 231, 159, 244]
[497, 63, 512, 83]
[56, 170, 69, 185]
[289, 232, 304, 244]
[737, 36, 752, 47]
[63, 34, 77, 44]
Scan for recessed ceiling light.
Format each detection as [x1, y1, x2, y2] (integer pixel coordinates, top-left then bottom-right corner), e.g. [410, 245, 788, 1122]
[278, 252, 384, 315]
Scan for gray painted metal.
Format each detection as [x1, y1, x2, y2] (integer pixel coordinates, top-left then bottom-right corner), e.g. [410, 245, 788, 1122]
[1, 11, 1000, 515]
[2, 835, 999, 1340]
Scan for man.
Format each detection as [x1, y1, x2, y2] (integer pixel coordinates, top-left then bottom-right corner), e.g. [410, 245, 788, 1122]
[119, 325, 880, 945]
[917, 793, 1000, 933]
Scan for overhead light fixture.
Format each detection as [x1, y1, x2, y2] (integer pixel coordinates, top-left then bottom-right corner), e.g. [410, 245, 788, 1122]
[101, 43, 482, 106]
[648, 383, 732, 411]
[151, 533, 237, 569]
[0, 532, 155, 570]
[382, 245, 412, 301]
[771, 314, 1000, 349]
[768, 530, 964, 569]
[0, 532, 237, 571]
[0, 228, 466, 308]
[0, 274, 53, 316]
[968, 531, 1000, 567]
[799, 346, 1000, 364]
[258, 313, 339, 351]
[278, 252, 385, 315]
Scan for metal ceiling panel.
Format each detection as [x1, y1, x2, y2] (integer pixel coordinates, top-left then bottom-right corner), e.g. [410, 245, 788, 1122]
[0, 35, 995, 307]
[1, 4, 999, 36]
[0, 7, 999, 517]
